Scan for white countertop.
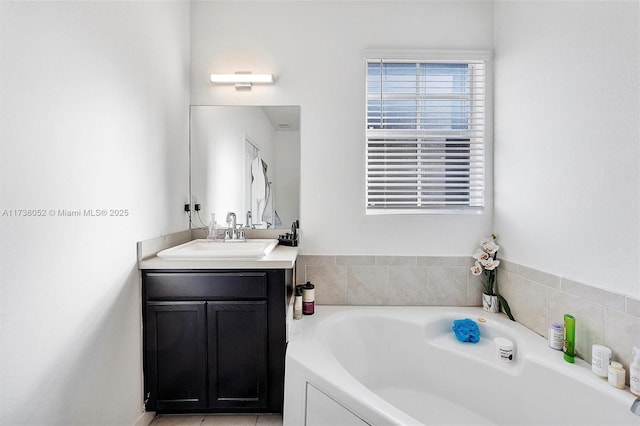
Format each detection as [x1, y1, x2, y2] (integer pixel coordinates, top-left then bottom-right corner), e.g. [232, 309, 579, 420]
[138, 244, 298, 270]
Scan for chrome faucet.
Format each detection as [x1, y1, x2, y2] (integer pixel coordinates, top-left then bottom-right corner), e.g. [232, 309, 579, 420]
[223, 211, 245, 242]
[632, 398, 640, 416]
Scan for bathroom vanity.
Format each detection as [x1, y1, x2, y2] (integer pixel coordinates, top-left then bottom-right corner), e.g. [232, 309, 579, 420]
[138, 236, 297, 414]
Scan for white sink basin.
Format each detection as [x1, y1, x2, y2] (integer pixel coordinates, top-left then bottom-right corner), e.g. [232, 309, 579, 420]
[157, 239, 279, 260]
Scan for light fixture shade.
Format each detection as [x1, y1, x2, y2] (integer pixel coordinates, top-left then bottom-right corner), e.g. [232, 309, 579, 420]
[210, 73, 274, 86]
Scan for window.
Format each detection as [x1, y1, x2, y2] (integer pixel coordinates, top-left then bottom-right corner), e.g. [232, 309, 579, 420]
[365, 53, 488, 214]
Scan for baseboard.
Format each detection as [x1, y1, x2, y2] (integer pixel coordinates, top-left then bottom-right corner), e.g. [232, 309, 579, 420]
[133, 411, 155, 426]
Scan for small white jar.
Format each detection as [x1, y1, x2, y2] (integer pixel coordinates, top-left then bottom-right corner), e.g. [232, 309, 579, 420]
[608, 361, 625, 389]
[494, 337, 514, 363]
[548, 322, 563, 351]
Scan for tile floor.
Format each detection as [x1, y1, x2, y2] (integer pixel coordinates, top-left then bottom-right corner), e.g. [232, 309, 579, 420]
[149, 414, 282, 426]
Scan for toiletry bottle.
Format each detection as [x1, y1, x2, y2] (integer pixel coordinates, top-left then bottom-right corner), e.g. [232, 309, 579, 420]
[591, 344, 611, 377]
[631, 345, 640, 396]
[608, 361, 626, 389]
[302, 281, 315, 315]
[207, 213, 217, 241]
[548, 322, 564, 351]
[293, 286, 303, 320]
[563, 314, 575, 363]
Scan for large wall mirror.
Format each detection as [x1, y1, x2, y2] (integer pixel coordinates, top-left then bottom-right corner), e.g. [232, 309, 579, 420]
[190, 105, 300, 230]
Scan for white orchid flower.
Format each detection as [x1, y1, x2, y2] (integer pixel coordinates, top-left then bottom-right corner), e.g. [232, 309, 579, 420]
[480, 257, 500, 270]
[470, 261, 483, 276]
[481, 239, 499, 255]
[472, 249, 489, 261]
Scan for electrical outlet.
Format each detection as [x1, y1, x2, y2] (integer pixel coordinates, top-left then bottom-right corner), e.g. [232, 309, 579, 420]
[184, 203, 190, 212]
[195, 203, 201, 211]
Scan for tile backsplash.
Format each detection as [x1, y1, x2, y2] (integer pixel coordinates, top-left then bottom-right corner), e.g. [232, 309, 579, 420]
[296, 255, 640, 385]
[296, 255, 481, 306]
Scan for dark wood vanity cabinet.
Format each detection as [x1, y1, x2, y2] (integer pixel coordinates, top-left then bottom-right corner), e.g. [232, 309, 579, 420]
[142, 269, 291, 414]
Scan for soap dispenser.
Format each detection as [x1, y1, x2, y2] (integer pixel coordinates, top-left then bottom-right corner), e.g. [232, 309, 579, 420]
[207, 213, 217, 241]
[631, 345, 640, 396]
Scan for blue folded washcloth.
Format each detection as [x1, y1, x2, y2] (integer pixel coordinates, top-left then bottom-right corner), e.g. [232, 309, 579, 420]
[452, 318, 480, 343]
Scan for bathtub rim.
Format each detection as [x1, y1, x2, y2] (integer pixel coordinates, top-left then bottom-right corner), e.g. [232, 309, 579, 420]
[283, 305, 638, 426]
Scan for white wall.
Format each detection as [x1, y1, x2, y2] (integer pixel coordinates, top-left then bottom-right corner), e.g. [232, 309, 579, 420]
[0, 2, 190, 425]
[190, 0, 495, 256]
[494, 1, 640, 298]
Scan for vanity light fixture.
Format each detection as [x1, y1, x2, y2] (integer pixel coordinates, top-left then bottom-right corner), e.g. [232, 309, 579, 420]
[209, 72, 275, 90]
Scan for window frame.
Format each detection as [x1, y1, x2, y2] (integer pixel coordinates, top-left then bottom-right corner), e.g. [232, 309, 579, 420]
[364, 49, 492, 215]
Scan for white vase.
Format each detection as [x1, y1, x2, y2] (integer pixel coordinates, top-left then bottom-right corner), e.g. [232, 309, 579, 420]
[482, 293, 500, 313]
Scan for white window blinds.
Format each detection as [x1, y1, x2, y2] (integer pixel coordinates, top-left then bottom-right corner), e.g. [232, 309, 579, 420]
[366, 57, 486, 214]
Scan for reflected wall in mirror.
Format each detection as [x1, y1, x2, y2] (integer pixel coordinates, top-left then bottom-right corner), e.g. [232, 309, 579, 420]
[190, 105, 300, 230]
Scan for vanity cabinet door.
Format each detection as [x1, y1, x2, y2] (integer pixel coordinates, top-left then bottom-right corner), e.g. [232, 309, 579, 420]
[145, 302, 207, 411]
[207, 301, 268, 409]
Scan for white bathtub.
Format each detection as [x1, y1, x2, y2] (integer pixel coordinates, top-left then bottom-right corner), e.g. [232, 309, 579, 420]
[283, 306, 639, 426]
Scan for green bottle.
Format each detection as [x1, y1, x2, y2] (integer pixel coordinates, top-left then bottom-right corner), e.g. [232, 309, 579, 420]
[563, 314, 575, 363]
